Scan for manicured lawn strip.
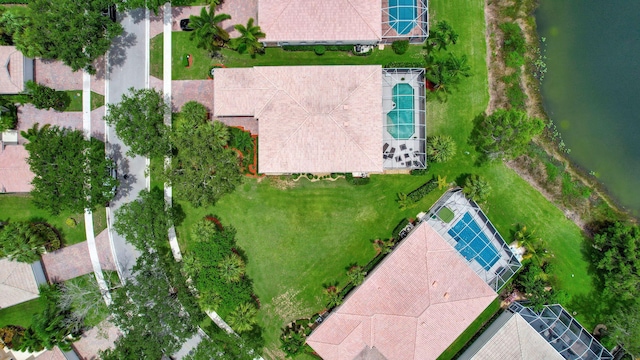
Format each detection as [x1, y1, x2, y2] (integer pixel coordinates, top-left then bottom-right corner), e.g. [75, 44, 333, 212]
[149, 32, 426, 80]
[92, 207, 107, 235]
[0, 194, 87, 245]
[149, 156, 164, 191]
[63, 91, 106, 112]
[176, 175, 445, 354]
[0, 298, 45, 328]
[437, 299, 501, 360]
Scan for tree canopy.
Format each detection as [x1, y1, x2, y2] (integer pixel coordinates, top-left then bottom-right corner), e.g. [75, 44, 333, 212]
[13, 0, 123, 73]
[0, 221, 61, 262]
[166, 101, 243, 208]
[102, 252, 199, 359]
[471, 109, 545, 161]
[113, 188, 173, 251]
[23, 124, 117, 215]
[184, 327, 256, 360]
[188, 6, 231, 54]
[104, 88, 170, 158]
[230, 18, 265, 56]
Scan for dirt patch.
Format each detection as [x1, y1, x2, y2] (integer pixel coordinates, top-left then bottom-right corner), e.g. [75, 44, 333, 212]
[268, 177, 298, 190]
[267, 289, 310, 322]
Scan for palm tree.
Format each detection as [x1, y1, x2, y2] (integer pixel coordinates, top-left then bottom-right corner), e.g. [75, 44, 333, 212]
[514, 224, 548, 265]
[188, 6, 231, 54]
[217, 253, 245, 283]
[212, 120, 230, 148]
[396, 192, 411, 210]
[463, 174, 491, 203]
[322, 282, 342, 308]
[427, 135, 457, 163]
[230, 18, 265, 56]
[437, 174, 448, 190]
[20, 123, 51, 142]
[347, 265, 366, 286]
[231, 129, 253, 153]
[373, 238, 394, 255]
[227, 302, 258, 333]
[0, 221, 48, 263]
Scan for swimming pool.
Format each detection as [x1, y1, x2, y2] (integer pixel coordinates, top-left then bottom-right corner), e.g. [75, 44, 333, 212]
[389, 0, 417, 35]
[386, 83, 414, 140]
[448, 212, 501, 271]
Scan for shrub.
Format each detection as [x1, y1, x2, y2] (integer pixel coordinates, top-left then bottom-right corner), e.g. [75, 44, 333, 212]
[391, 40, 410, 55]
[384, 61, 426, 68]
[24, 81, 69, 111]
[344, 173, 370, 185]
[282, 45, 352, 52]
[410, 168, 429, 176]
[314, 45, 326, 56]
[392, 218, 410, 239]
[280, 322, 308, 357]
[0, 104, 17, 132]
[182, 54, 189, 67]
[406, 178, 438, 203]
[330, 173, 338, 179]
[463, 174, 491, 202]
[65, 217, 77, 228]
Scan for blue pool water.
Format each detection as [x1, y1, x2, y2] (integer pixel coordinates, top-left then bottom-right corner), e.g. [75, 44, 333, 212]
[389, 0, 417, 35]
[448, 212, 501, 271]
[386, 84, 414, 140]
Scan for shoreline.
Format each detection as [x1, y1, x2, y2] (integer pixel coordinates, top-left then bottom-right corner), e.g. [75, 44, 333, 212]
[483, 0, 636, 232]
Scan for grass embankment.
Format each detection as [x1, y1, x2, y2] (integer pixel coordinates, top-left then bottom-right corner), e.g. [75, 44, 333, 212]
[0, 194, 91, 245]
[166, 0, 600, 357]
[63, 91, 105, 112]
[150, 31, 426, 80]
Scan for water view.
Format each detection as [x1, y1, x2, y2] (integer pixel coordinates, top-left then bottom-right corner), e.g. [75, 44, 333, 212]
[536, 1, 640, 215]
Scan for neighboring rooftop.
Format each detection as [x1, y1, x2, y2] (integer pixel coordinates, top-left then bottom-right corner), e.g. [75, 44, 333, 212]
[0, 46, 31, 94]
[214, 65, 383, 174]
[0, 144, 35, 193]
[0, 257, 40, 308]
[306, 221, 497, 360]
[258, 0, 382, 44]
[508, 302, 614, 360]
[458, 311, 564, 360]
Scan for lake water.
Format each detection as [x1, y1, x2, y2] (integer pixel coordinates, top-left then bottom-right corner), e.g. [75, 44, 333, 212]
[535, 1, 640, 216]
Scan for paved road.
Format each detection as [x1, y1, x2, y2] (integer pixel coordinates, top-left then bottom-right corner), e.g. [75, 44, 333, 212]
[106, 8, 149, 280]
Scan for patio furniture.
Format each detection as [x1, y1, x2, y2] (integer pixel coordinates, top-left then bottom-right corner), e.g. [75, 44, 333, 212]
[395, 156, 402, 162]
[389, 147, 396, 155]
[383, 143, 389, 152]
[400, 144, 407, 151]
[404, 153, 410, 159]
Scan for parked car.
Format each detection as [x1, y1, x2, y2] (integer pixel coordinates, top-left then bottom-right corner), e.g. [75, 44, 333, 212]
[180, 19, 193, 31]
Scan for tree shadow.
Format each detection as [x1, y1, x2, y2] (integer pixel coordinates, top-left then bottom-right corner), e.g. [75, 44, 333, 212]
[107, 143, 134, 201]
[126, 8, 147, 24]
[108, 31, 138, 72]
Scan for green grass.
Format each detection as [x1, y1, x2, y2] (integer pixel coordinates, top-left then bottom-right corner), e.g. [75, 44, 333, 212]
[0, 194, 87, 245]
[437, 299, 502, 360]
[177, 176, 447, 355]
[438, 206, 455, 222]
[63, 91, 105, 112]
[0, 298, 45, 328]
[150, 32, 426, 80]
[92, 206, 107, 235]
[150, 156, 164, 191]
[167, 0, 602, 356]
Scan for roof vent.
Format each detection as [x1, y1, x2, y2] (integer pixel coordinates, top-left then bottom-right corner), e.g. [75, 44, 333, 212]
[431, 281, 438, 288]
[443, 292, 450, 299]
[343, 105, 349, 110]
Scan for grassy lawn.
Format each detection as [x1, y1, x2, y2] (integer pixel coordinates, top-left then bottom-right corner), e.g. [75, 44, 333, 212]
[63, 91, 105, 112]
[92, 206, 107, 235]
[177, 175, 447, 355]
[0, 298, 45, 328]
[0, 194, 87, 245]
[150, 32, 426, 80]
[166, 0, 602, 357]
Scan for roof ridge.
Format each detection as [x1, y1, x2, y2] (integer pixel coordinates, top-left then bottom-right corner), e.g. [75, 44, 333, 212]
[344, 0, 381, 40]
[261, 0, 294, 34]
[327, 67, 381, 170]
[1, 264, 38, 294]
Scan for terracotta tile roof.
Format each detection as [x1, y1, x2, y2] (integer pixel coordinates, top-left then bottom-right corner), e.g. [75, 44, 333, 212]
[35, 347, 67, 360]
[259, 0, 381, 43]
[0, 46, 26, 94]
[307, 222, 498, 360]
[0, 145, 34, 193]
[214, 65, 383, 174]
[0, 258, 39, 308]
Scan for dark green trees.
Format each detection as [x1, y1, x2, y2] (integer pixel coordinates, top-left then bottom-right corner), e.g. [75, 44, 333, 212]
[14, 0, 123, 73]
[0, 221, 61, 262]
[189, 6, 231, 54]
[230, 18, 265, 56]
[471, 109, 545, 161]
[24, 81, 70, 111]
[22, 124, 117, 214]
[104, 88, 170, 158]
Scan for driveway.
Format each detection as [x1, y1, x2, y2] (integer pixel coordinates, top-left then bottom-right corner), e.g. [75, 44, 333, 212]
[34, 58, 106, 95]
[17, 105, 105, 143]
[41, 229, 116, 282]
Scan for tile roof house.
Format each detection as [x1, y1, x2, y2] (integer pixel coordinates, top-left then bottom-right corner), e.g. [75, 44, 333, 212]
[258, 0, 382, 45]
[458, 311, 565, 360]
[0, 144, 34, 193]
[214, 65, 383, 174]
[306, 222, 497, 360]
[0, 46, 34, 94]
[0, 258, 40, 308]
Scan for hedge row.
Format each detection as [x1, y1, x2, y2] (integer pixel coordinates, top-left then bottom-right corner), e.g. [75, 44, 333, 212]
[0, 1, 29, 3]
[282, 45, 353, 52]
[384, 61, 426, 68]
[410, 168, 429, 176]
[344, 173, 370, 185]
[406, 178, 438, 203]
